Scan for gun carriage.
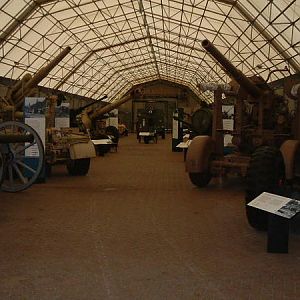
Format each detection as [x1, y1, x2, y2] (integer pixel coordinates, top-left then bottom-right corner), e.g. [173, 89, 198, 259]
[76, 92, 132, 152]
[186, 39, 300, 229]
[0, 47, 96, 190]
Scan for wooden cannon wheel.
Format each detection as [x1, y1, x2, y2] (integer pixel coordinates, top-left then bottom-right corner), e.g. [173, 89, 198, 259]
[0, 121, 44, 192]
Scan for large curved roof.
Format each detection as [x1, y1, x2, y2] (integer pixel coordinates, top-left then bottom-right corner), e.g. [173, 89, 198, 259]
[0, 0, 299, 103]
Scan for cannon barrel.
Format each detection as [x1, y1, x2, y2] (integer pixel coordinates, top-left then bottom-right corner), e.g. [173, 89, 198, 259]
[13, 46, 71, 109]
[89, 93, 132, 120]
[201, 39, 262, 99]
[0, 133, 34, 144]
[78, 95, 108, 113]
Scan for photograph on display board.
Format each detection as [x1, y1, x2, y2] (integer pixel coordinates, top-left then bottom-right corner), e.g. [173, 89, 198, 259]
[55, 102, 70, 128]
[276, 200, 300, 219]
[55, 102, 70, 118]
[24, 97, 47, 118]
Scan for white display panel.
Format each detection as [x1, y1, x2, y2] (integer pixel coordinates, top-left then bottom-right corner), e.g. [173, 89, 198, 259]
[248, 192, 300, 219]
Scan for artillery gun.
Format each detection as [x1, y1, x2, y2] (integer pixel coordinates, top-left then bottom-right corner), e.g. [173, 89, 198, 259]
[186, 39, 300, 230]
[76, 92, 132, 144]
[0, 47, 96, 186]
[44, 94, 96, 176]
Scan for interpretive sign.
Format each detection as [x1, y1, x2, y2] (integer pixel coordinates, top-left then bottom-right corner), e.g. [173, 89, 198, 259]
[24, 97, 46, 155]
[55, 102, 70, 128]
[247, 192, 300, 219]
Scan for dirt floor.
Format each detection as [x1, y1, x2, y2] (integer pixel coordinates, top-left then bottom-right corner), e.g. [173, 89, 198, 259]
[0, 134, 300, 299]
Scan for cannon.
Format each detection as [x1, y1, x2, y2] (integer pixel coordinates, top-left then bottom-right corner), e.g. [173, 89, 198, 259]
[4, 46, 71, 111]
[186, 39, 300, 230]
[76, 92, 132, 153]
[1, 46, 71, 123]
[0, 47, 71, 190]
[77, 92, 132, 137]
[1, 46, 97, 179]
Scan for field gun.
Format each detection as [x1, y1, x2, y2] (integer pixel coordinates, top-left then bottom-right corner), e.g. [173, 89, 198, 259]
[201, 39, 290, 150]
[186, 39, 300, 230]
[77, 92, 132, 140]
[75, 95, 108, 132]
[0, 47, 97, 178]
[0, 47, 71, 191]
[5, 46, 71, 112]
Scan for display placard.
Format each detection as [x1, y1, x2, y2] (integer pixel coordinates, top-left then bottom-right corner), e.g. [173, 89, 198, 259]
[172, 112, 178, 139]
[55, 102, 70, 128]
[222, 105, 234, 146]
[24, 97, 46, 153]
[247, 192, 300, 219]
[106, 109, 118, 128]
[24, 97, 46, 182]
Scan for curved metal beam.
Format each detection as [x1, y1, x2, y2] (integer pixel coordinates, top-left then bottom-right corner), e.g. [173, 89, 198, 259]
[216, 0, 300, 72]
[0, 0, 56, 47]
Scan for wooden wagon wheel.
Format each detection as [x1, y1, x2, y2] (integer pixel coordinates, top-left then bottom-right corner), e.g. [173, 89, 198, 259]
[0, 121, 44, 192]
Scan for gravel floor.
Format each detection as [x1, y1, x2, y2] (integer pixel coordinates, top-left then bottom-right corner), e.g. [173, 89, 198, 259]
[0, 134, 300, 300]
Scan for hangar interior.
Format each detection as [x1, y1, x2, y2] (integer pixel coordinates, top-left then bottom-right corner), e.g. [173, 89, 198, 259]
[0, 0, 300, 299]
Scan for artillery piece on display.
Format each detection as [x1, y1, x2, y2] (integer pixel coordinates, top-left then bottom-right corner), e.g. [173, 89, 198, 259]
[76, 92, 132, 151]
[0, 47, 96, 191]
[186, 39, 300, 230]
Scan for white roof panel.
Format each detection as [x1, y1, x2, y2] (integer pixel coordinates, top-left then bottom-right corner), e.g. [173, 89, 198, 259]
[0, 0, 299, 103]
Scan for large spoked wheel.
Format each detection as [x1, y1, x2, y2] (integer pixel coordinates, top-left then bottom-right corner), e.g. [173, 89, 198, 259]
[66, 158, 90, 176]
[245, 146, 285, 230]
[0, 121, 44, 192]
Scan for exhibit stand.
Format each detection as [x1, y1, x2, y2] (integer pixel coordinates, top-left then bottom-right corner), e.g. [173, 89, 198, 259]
[172, 108, 183, 152]
[248, 192, 300, 253]
[24, 97, 46, 182]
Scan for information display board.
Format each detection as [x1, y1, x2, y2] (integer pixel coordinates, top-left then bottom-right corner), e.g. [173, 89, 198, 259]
[55, 102, 70, 128]
[24, 97, 46, 181]
[24, 97, 46, 152]
[247, 192, 300, 219]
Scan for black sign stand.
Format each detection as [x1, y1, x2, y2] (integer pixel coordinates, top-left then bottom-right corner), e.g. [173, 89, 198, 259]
[267, 214, 290, 253]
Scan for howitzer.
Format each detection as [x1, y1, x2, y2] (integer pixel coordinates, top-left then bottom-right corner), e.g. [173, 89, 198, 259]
[201, 39, 284, 145]
[78, 92, 133, 132]
[76, 95, 108, 114]
[89, 92, 132, 120]
[201, 39, 268, 100]
[6, 46, 71, 110]
[185, 40, 300, 231]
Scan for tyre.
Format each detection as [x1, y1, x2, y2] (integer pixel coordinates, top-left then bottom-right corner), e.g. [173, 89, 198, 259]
[189, 172, 211, 187]
[144, 136, 150, 144]
[245, 146, 285, 230]
[66, 158, 90, 176]
[191, 108, 213, 135]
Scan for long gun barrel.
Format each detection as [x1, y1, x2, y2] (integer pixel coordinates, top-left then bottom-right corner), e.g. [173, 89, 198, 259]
[201, 39, 262, 99]
[90, 93, 132, 120]
[12, 46, 71, 109]
[78, 95, 108, 113]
